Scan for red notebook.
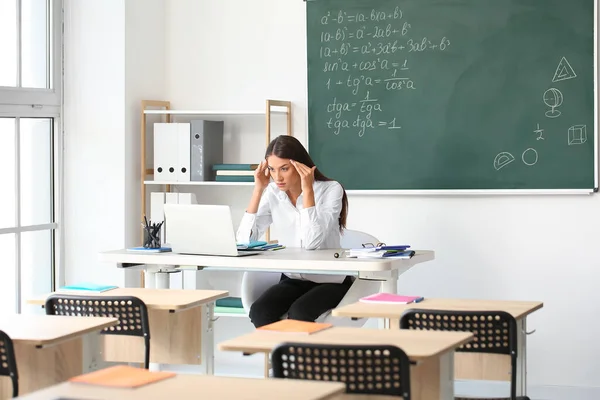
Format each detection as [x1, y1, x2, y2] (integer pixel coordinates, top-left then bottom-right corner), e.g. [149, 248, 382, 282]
[359, 293, 424, 304]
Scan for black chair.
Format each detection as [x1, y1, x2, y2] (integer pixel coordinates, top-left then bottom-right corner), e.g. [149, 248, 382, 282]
[0, 330, 18, 398]
[272, 343, 411, 398]
[45, 295, 151, 369]
[400, 309, 529, 400]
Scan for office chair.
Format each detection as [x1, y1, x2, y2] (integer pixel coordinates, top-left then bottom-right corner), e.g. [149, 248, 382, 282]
[400, 309, 530, 400]
[45, 294, 151, 369]
[272, 343, 411, 398]
[241, 229, 383, 327]
[0, 330, 18, 398]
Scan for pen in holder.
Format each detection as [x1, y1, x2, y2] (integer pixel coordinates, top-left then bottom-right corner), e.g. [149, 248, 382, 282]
[142, 217, 163, 249]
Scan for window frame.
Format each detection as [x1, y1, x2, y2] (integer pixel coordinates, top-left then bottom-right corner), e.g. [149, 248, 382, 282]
[0, 0, 63, 313]
[0, 0, 62, 106]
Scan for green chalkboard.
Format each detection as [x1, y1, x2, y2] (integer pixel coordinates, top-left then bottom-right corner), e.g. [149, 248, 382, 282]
[306, 0, 596, 190]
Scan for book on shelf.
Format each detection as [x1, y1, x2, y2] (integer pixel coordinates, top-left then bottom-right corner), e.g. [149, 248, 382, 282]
[212, 163, 258, 171]
[257, 319, 332, 335]
[215, 175, 254, 182]
[216, 170, 254, 176]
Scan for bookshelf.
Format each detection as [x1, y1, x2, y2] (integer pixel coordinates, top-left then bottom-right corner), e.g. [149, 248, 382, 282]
[139, 100, 293, 282]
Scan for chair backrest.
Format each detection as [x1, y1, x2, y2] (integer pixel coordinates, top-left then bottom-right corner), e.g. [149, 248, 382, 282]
[340, 229, 380, 249]
[0, 330, 18, 398]
[400, 309, 518, 400]
[45, 294, 152, 368]
[272, 342, 411, 399]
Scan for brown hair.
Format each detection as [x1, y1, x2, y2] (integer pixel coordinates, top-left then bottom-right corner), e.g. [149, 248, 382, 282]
[265, 135, 348, 232]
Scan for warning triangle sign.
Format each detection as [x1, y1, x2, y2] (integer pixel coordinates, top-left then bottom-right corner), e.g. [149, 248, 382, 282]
[552, 57, 577, 82]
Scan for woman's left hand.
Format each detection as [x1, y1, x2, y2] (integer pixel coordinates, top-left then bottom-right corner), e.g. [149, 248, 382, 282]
[291, 160, 316, 193]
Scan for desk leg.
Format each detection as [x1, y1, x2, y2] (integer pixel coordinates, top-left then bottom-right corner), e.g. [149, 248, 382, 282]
[517, 318, 527, 396]
[144, 270, 156, 289]
[200, 303, 215, 375]
[410, 352, 454, 400]
[381, 269, 399, 294]
[155, 271, 170, 289]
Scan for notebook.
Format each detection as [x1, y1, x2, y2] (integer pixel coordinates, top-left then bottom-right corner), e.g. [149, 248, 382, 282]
[70, 365, 175, 388]
[359, 293, 424, 304]
[58, 283, 118, 293]
[257, 319, 332, 335]
[126, 246, 172, 253]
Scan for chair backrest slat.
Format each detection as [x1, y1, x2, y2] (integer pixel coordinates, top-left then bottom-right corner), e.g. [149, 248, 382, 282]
[45, 294, 151, 369]
[0, 330, 18, 397]
[45, 295, 150, 338]
[400, 309, 519, 400]
[272, 343, 410, 399]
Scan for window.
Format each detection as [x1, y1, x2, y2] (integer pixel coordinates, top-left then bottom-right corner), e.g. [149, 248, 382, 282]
[0, 0, 62, 314]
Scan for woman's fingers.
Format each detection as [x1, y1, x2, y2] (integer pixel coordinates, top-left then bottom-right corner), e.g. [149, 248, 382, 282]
[291, 160, 309, 175]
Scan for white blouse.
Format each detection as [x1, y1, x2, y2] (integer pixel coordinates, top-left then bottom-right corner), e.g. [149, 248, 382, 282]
[236, 180, 346, 284]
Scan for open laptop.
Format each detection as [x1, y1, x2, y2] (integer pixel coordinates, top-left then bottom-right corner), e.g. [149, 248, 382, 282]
[163, 203, 259, 257]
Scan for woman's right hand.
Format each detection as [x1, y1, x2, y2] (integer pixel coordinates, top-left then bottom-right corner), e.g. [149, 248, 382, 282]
[254, 160, 270, 190]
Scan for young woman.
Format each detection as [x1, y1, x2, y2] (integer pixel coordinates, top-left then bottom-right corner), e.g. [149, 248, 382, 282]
[236, 135, 351, 328]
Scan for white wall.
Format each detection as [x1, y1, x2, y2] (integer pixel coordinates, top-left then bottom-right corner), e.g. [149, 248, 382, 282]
[63, 0, 127, 286]
[163, 0, 600, 398]
[64, 0, 165, 287]
[125, 0, 167, 252]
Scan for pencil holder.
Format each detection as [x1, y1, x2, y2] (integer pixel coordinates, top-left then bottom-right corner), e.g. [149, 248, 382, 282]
[143, 222, 162, 249]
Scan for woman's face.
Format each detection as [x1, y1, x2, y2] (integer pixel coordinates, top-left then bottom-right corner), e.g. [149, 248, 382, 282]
[267, 155, 299, 192]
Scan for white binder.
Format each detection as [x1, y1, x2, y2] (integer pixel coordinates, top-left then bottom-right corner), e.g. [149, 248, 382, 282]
[178, 192, 197, 204]
[177, 123, 191, 181]
[153, 123, 178, 182]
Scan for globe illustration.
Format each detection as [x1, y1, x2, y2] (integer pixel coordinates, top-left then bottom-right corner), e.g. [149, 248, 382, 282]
[544, 88, 563, 118]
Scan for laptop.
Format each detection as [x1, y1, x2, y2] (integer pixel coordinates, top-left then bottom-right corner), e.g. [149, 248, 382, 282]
[163, 203, 259, 257]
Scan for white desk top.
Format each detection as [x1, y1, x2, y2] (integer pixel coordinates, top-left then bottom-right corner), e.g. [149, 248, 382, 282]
[0, 314, 118, 347]
[15, 374, 346, 400]
[99, 248, 435, 274]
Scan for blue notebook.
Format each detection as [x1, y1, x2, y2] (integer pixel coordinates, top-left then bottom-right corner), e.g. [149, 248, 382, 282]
[59, 283, 118, 293]
[127, 246, 172, 253]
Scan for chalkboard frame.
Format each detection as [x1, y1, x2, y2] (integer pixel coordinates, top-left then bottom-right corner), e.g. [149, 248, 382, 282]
[304, 0, 599, 195]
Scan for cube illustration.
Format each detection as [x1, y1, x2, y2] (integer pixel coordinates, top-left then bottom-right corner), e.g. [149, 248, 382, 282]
[568, 125, 587, 145]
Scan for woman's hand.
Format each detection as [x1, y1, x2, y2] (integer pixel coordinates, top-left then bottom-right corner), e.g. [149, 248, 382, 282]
[291, 160, 316, 194]
[254, 160, 271, 190]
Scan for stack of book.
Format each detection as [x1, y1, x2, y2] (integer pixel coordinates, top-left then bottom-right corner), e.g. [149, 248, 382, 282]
[348, 245, 415, 259]
[213, 163, 258, 182]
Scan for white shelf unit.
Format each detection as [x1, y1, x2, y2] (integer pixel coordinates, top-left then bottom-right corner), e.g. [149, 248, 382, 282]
[144, 180, 254, 186]
[139, 99, 293, 292]
[143, 109, 287, 115]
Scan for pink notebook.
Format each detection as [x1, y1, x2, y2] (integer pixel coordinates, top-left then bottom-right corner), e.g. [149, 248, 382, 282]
[359, 293, 424, 304]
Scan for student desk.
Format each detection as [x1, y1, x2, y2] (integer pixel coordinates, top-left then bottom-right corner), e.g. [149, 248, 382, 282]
[28, 288, 228, 375]
[99, 248, 435, 293]
[332, 298, 544, 397]
[0, 314, 117, 397]
[14, 373, 346, 400]
[218, 326, 473, 400]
